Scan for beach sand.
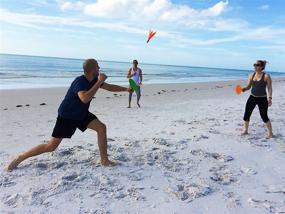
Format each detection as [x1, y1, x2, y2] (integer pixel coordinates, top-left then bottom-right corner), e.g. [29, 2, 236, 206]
[1, 79, 285, 213]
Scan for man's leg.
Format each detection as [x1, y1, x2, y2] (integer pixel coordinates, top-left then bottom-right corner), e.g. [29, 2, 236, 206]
[87, 119, 115, 166]
[137, 87, 141, 108]
[128, 91, 133, 108]
[7, 137, 62, 171]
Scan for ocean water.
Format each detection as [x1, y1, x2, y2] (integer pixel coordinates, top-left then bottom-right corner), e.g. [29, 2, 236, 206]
[0, 54, 284, 89]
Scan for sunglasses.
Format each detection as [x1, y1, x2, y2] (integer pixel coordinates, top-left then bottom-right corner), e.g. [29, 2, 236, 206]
[254, 63, 262, 67]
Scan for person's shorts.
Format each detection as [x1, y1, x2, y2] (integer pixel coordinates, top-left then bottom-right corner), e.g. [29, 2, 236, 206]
[52, 112, 97, 138]
[129, 86, 141, 97]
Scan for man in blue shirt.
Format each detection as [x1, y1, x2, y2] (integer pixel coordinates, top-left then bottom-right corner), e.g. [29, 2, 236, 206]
[8, 59, 131, 170]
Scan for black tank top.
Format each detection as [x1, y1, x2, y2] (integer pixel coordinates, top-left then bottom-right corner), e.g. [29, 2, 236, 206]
[251, 72, 267, 97]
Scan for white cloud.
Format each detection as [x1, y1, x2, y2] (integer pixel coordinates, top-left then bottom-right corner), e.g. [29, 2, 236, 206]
[59, 0, 238, 32]
[0, 8, 146, 34]
[1, 7, 284, 48]
[82, 0, 229, 21]
[60, 1, 84, 11]
[202, 0, 229, 16]
[258, 4, 270, 11]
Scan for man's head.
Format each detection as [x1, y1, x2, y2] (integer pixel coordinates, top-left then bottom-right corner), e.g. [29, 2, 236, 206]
[83, 59, 100, 77]
[133, 59, 138, 68]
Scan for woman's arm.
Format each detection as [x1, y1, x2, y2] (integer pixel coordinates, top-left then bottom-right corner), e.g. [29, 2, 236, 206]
[242, 73, 253, 92]
[266, 74, 273, 106]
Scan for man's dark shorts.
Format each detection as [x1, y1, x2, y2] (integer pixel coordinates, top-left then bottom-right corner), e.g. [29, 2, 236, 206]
[52, 112, 97, 138]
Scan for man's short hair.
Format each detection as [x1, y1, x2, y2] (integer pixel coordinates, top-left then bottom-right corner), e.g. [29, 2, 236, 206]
[83, 59, 98, 73]
[133, 59, 138, 65]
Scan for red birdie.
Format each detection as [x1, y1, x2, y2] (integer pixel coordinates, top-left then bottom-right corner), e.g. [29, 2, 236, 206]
[147, 30, 156, 43]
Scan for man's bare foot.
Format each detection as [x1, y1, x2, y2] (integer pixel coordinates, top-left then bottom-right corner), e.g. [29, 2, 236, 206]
[241, 131, 249, 136]
[101, 159, 116, 166]
[266, 133, 273, 139]
[127, 106, 131, 108]
[137, 103, 140, 108]
[7, 155, 22, 171]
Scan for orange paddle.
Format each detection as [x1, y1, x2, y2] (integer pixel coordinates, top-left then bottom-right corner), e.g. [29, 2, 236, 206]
[235, 84, 242, 95]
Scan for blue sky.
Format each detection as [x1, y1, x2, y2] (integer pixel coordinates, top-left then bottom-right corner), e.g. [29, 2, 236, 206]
[0, 0, 284, 71]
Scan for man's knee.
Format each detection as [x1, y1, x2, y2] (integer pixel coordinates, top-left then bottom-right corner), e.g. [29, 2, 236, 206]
[45, 140, 60, 152]
[97, 123, 107, 134]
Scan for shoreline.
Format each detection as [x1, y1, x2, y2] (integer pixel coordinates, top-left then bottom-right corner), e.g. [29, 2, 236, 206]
[1, 77, 285, 91]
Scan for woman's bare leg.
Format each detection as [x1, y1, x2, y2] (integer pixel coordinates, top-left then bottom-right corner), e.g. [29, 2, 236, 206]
[242, 121, 249, 135]
[266, 121, 273, 138]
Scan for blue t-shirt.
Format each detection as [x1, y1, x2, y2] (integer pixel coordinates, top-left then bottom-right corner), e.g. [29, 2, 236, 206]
[58, 75, 99, 120]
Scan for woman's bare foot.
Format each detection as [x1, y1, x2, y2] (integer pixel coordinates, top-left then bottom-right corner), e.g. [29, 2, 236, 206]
[7, 155, 22, 171]
[137, 103, 141, 108]
[127, 106, 131, 108]
[241, 131, 249, 136]
[266, 133, 273, 139]
[101, 159, 116, 166]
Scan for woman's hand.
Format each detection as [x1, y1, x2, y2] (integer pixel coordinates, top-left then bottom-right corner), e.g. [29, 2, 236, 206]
[268, 98, 272, 107]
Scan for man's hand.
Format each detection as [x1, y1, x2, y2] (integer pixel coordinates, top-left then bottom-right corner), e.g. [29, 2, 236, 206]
[98, 73, 107, 83]
[242, 87, 246, 92]
[127, 87, 133, 92]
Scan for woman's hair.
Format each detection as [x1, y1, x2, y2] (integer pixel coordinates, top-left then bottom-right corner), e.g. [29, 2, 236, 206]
[257, 60, 267, 70]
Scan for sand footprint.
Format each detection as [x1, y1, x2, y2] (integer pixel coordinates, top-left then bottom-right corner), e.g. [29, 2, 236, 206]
[190, 149, 234, 162]
[58, 148, 74, 156]
[114, 153, 130, 162]
[36, 162, 48, 170]
[240, 167, 258, 175]
[153, 138, 172, 147]
[1, 177, 17, 187]
[248, 198, 285, 213]
[167, 183, 213, 202]
[210, 165, 237, 185]
[3, 193, 25, 207]
[265, 186, 285, 194]
[53, 161, 68, 169]
[224, 192, 241, 207]
[62, 172, 78, 181]
[126, 187, 145, 201]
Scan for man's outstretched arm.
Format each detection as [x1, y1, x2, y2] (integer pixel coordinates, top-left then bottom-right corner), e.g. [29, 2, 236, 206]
[101, 82, 130, 92]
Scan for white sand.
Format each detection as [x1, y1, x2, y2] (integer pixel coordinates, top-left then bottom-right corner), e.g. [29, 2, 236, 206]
[1, 79, 285, 213]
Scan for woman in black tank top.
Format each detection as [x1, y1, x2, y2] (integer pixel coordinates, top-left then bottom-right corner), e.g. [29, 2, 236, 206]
[240, 60, 273, 138]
